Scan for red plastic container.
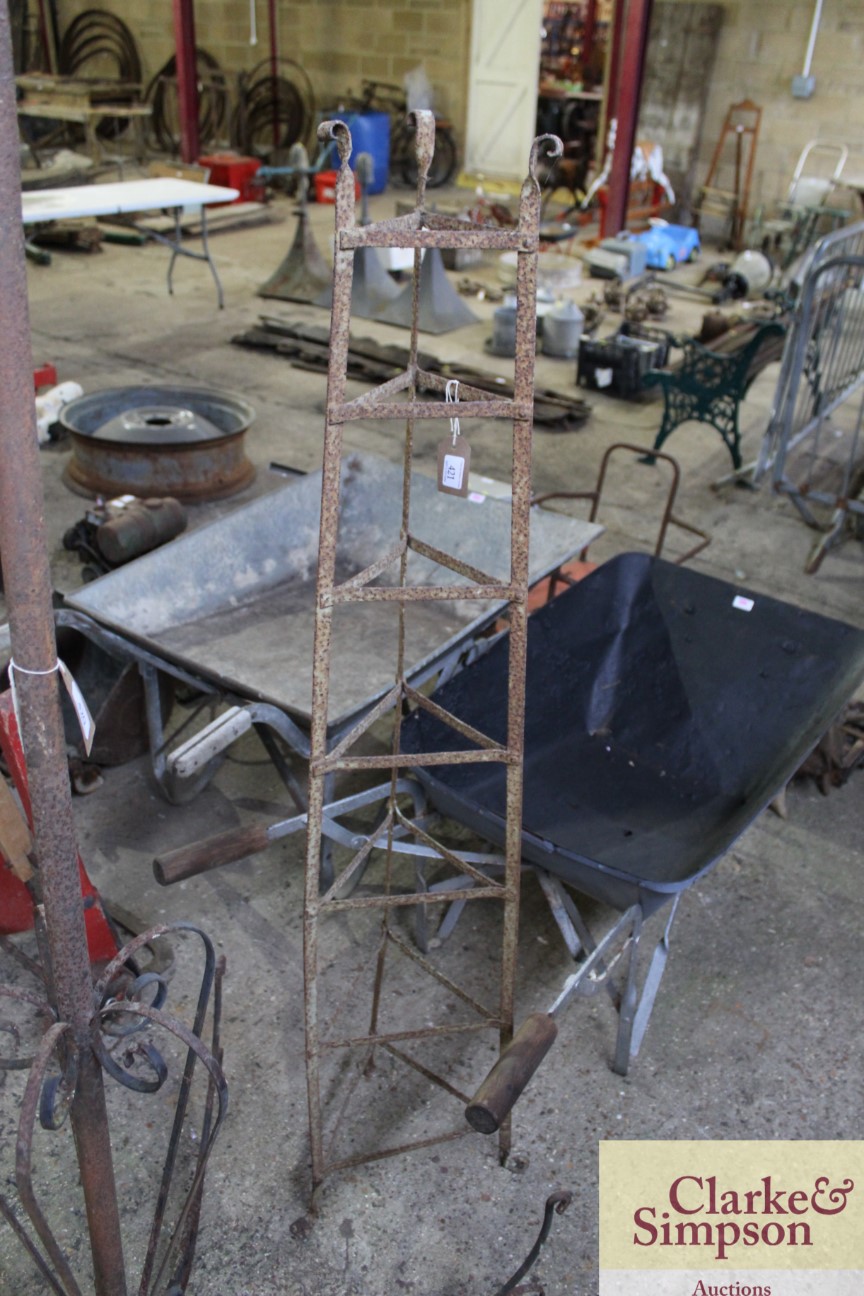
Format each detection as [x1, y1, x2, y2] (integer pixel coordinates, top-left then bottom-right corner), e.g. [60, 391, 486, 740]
[33, 362, 57, 391]
[198, 153, 262, 203]
[314, 170, 361, 203]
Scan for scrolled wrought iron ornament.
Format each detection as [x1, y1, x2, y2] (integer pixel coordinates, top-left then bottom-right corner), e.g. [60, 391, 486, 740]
[0, 921, 227, 1295]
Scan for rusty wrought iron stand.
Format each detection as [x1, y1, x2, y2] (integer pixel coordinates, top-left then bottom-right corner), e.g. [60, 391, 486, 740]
[302, 113, 560, 1197]
[0, 11, 227, 1291]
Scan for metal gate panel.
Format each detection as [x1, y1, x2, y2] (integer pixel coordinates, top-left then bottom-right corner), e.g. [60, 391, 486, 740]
[755, 218, 864, 486]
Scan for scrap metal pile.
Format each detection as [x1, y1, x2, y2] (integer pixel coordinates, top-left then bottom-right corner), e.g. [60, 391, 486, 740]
[232, 316, 592, 429]
[793, 700, 864, 795]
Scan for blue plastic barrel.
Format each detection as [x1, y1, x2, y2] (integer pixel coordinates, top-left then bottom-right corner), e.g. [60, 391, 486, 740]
[344, 111, 390, 194]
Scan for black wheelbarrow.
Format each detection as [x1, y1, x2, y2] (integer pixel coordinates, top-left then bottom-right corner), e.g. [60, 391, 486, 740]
[399, 552, 864, 1127]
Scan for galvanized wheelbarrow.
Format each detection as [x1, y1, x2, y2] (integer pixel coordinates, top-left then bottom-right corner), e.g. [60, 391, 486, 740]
[394, 552, 864, 1121]
[58, 452, 600, 823]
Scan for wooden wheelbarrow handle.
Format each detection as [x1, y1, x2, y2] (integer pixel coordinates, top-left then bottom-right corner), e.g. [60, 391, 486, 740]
[153, 823, 272, 886]
[465, 1012, 558, 1134]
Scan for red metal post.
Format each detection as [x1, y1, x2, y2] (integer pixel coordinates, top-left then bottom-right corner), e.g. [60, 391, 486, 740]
[268, 0, 279, 83]
[603, 0, 626, 140]
[268, 0, 280, 148]
[172, 0, 200, 162]
[582, 0, 598, 81]
[604, 0, 654, 237]
[0, 7, 128, 1292]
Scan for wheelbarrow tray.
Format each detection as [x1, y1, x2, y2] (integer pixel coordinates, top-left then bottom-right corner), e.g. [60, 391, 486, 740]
[64, 451, 600, 732]
[402, 552, 864, 914]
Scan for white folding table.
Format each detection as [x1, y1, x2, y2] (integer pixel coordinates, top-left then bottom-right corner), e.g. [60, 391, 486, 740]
[21, 178, 240, 308]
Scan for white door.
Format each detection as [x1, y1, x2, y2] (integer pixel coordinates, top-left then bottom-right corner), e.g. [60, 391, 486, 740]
[465, 0, 543, 181]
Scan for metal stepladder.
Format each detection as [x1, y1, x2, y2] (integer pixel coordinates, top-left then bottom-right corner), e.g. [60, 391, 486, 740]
[302, 113, 561, 1199]
[695, 99, 761, 251]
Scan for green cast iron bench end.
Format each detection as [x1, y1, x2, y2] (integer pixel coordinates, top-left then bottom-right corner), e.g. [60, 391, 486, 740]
[643, 318, 787, 470]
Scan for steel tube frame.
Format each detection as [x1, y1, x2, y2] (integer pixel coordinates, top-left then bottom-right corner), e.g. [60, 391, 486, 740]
[0, 7, 127, 1291]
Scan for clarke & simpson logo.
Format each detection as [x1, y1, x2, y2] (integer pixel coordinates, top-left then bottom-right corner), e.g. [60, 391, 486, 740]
[633, 1171, 855, 1261]
[599, 1141, 863, 1296]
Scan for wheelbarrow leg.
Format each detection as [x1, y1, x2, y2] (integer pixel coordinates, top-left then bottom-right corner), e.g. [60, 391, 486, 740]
[534, 868, 589, 959]
[612, 904, 644, 1076]
[254, 723, 307, 814]
[466, 906, 642, 1133]
[533, 872, 682, 1071]
[627, 893, 682, 1061]
[534, 869, 631, 1014]
[140, 662, 224, 803]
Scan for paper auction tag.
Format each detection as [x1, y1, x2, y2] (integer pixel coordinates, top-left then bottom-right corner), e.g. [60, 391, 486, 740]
[58, 660, 95, 757]
[437, 434, 472, 497]
[8, 657, 95, 758]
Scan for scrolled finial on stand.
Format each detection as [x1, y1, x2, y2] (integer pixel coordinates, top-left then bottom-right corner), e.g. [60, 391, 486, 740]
[317, 118, 353, 168]
[407, 108, 436, 202]
[529, 132, 564, 184]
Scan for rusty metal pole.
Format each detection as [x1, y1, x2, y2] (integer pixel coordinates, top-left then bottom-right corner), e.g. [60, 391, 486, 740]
[172, 0, 200, 163]
[0, 8, 128, 1293]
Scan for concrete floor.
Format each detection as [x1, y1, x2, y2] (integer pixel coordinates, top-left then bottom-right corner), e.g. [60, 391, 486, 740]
[1, 168, 863, 1296]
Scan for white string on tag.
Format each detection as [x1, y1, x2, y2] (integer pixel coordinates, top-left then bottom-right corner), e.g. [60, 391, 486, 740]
[438, 379, 471, 497]
[445, 378, 460, 446]
[8, 658, 96, 757]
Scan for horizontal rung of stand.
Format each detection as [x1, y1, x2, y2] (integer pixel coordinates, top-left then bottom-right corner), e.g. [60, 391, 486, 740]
[340, 226, 535, 252]
[318, 1019, 502, 1050]
[321, 681, 505, 768]
[324, 583, 515, 606]
[318, 884, 512, 913]
[312, 746, 514, 775]
[321, 1127, 472, 1178]
[330, 396, 528, 423]
[331, 365, 530, 424]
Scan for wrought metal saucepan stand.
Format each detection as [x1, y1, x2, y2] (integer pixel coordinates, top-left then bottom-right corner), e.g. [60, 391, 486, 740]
[298, 114, 560, 1196]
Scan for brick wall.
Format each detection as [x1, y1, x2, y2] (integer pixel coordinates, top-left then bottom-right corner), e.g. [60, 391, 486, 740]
[52, 1, 864, 213]
[678, 0, 864, 212]
[54, 0, 472, 152]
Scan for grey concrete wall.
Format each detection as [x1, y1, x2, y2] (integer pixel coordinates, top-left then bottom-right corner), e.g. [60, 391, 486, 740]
[639, 2, 724, 215]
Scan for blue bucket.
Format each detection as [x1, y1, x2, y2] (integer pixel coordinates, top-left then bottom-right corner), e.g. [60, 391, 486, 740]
[344, 111, 390, 195]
